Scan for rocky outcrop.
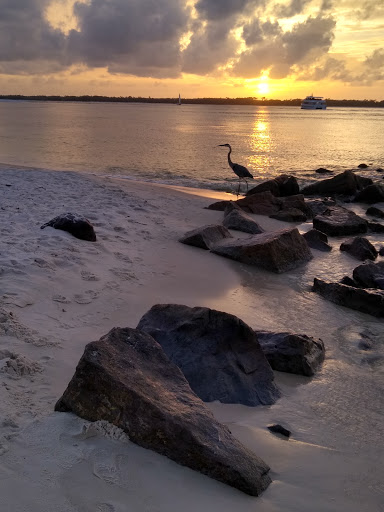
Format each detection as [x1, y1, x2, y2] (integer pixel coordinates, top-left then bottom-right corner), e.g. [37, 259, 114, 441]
[353, 261, 384, 289]
[313, 278, 384, 317]
[40, 213, 97, 241]
[303, 229, 332, 252]
[223, 203, 264, 234]
[340, 237, 378, 261]
[179, 224, 232, 250]
[246, 174, 299, 197]
[256, 331, 325, 376]
[313, 206, 367, 236]
[301, 170, 372, 197]
[211, 228, 312, 273]
[137, 304, 279, 407]
[55, 327, 272, 496]
[354, 184, 384, 204]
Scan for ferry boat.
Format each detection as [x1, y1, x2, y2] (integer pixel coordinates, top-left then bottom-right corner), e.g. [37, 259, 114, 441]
[301, 95, 326, 110]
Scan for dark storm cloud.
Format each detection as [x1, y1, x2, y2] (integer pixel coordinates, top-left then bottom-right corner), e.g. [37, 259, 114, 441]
[194, 0, 261, 21]
[0, 0, 66, 65]
[233, 15, 336, 78]
[242, 19, 280, 46]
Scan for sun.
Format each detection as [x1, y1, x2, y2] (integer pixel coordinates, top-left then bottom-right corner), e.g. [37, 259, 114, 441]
[258, 82, 270, 95]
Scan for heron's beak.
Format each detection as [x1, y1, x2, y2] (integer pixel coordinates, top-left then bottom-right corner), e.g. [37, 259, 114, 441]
[218, 144, 225, 147]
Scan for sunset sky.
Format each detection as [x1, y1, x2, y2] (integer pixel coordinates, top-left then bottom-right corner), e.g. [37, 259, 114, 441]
[0, 0, 383, 100]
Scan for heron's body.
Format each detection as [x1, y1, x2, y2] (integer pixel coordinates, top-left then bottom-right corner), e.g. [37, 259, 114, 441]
[219, 143, 253, 195]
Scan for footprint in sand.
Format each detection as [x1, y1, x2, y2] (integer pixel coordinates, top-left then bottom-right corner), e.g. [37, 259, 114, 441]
[74, 290, 99, 304]
[80, 270, 99, 282]
[113, 252, 132, 263]
[110, 268, 137, 281]
[52, 295, 71, 304]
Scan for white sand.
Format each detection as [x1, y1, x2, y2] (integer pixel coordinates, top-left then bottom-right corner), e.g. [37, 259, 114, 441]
[0, 166, 383, 512]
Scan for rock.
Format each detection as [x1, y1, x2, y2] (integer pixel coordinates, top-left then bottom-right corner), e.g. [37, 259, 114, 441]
[380, 247, 384, 256]
[303, 229, 332, 252]
[354, 184, 384, 204]
[313, 278, 384, 317]
[256, 331, 325, 376]
[179, 224, 232, 250]
[352, 261, 384, 289]
[137, 304, 279, 407]
[211, 228, 313, 273]
[223, 204, 264, 234]
[340, 275, 359, 287]
[368, 222, 384, 233]
[246, 174, 299, 197]
[301, 170, 372, 197]
[366, 206, 384, 219]
[206, 200, 231, 211]
[358, 163, 369, 169]
[267, 424, 291, 437]
[315, 168, 333, 174]
[55, 327, 272, 496]
[340, 237, 378, 261]
[377, 168, 384, 173]
[269, 208, 307, 222]
[313, 206, 367, 236]
[305, 198, 336, 218]
[40, 213, 97, 241]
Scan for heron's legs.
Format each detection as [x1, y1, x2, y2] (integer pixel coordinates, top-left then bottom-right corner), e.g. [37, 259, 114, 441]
[236, 179, 241, 197]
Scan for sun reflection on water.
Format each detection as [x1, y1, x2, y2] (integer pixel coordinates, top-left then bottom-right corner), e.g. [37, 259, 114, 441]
[247, 109, 276, 178]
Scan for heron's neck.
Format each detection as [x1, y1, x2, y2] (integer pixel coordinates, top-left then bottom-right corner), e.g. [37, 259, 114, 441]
[227, 147, 232, 166]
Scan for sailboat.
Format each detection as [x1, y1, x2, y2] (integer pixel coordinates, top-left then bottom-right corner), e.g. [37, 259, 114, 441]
[177, 93, 181, 106]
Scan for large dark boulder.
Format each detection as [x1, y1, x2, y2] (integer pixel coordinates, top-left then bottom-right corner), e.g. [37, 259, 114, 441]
[223, 203, 264, 234]
[313, 278, 384, 317]
[340, 237, 378, 261]
[211, 228, 313, 273]
[353, 261, 384, 289]
[246, 174, 299, 197]
[55, 327, 271, 496]
[313, 206, 367, 236]
[354, 184, 384, 204]
[41, 212, 97, 241]
[179, 224, 232, 250]
[301, 171, 372, 197]
[303, 229, 332, 252]
[137, 304, 279, 407]
[305, 198, 336, 218]
[256, 331, 325, 376]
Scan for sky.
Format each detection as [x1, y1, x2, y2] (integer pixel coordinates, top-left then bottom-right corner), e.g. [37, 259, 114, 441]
[0, 0, 383, 100]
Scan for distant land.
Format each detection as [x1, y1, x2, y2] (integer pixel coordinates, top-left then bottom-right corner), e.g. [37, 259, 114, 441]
[0, 95, 383, 108]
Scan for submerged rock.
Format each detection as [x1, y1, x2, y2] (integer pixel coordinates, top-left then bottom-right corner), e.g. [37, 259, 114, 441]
[55, 327, 272, 496]
[40, 213, 96, 241]
[313, 278, 384, 317]
[179, 224, 232, 250]
[137, 304, 280, 407]
[211, 228, 313, 273]
[301, 170, 372, 197]
[313, 206, 367, 236]
[340, 237, 378, 261]
[256, 331, 325, 376]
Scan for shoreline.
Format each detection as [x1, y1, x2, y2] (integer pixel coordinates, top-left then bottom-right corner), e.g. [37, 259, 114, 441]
[0, 166, 383, 511]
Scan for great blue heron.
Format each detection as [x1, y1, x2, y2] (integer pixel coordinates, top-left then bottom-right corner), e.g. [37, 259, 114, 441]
[218, 143, 254, 196]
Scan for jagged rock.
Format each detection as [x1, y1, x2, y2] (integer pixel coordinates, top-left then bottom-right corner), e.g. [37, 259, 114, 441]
[267, 424, 291, 437]
[179, 224, 232, 250]
[301, 170, 372, 197]
[256, 331, 325, 376]
[223, 203, 264, 234]
[211, 228, 312, 273]
[340, 237, 378, 261]
[207, 192, 311, 220]
[137, 304, 279, 407]
[358, 163, 369, 169]
[303, 229, 332, 252]
[269, 208, 307, 222]
[315, 168, 333, 174]
[40, 213, 96, 241]
[366, 206, 384, 218]
[246, 174, 299, 197]
[313, 206, 367, 236]
[340, 276, 359, 287]
[313, 278, 384, 317]
[55, 327, 272, 496]
[354, 184, 384, 204]
[353, 261, 384, 289]
[305, 198, 336, 218]
[368, 222, 384, 233]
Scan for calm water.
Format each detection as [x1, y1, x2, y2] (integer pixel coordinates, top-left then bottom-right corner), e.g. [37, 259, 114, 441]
[0, 101, 383, 191]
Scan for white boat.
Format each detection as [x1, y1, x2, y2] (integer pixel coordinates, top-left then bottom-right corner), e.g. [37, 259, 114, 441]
[177, 93, 181, 106]
[301, 95, 326, 110]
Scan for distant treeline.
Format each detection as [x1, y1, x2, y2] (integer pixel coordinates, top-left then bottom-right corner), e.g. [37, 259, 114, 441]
[0, 95, 383, 108]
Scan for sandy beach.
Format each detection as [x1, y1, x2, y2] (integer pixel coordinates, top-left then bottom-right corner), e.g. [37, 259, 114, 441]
[0, 165, 383, 512]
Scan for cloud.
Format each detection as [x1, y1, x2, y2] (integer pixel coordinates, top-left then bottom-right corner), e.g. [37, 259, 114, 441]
[194, 0, 262, 21]
[275, 0, 313, 18]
